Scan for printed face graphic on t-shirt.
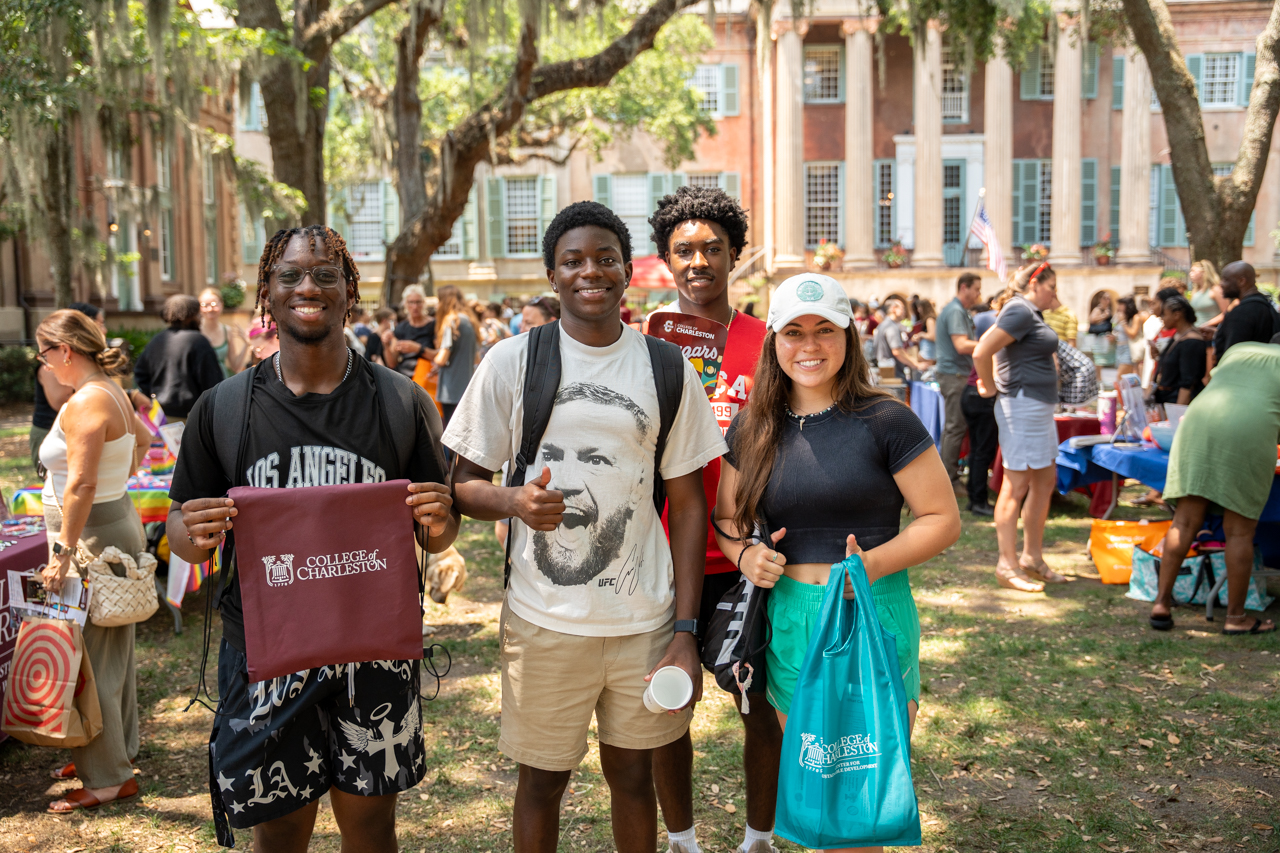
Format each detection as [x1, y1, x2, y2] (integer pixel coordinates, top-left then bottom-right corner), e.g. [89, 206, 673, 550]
[532, 386, 651, 586]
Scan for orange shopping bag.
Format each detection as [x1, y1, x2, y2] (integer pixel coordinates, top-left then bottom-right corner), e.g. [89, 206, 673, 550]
[1088, 518, 1172, 584]
[2, 617, 102, 747]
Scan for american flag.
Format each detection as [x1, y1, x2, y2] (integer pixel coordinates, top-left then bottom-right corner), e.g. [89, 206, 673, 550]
[970, 197, 1007, 281]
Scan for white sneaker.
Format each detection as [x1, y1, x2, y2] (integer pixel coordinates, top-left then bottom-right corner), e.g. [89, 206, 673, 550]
[738, 842, 780, 853]
[667, 843, 697, 853]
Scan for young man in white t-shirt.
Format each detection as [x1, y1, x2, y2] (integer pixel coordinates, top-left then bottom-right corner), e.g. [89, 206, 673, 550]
[445, 202, 727, 853]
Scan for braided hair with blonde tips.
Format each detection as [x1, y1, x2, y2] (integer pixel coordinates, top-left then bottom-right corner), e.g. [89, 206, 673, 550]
[253, 225, 361, 327]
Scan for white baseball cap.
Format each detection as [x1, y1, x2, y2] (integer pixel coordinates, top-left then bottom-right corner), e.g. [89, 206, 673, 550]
[767, 273, 854, 332]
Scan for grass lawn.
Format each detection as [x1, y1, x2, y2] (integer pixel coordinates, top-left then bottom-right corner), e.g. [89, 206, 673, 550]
[0, 415, 1276, 852]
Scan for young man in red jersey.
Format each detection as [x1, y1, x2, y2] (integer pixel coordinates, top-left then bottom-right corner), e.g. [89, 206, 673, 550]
[646, 187, 781, 853]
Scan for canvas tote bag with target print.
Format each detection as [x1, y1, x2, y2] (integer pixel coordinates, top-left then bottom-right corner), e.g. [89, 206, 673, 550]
[2, 617, 103, 747]
[228, 479, 423, 682]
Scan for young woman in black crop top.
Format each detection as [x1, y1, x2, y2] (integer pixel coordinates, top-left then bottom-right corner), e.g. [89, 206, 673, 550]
[713, 275, 961, 850]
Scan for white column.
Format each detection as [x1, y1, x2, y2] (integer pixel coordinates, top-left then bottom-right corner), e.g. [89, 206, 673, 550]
[912, 23, 944, 267]
[983, 52, 1014, 263]
[843, 20, 876, 268]
[761, 14, 775, 272]
[1048, 14, 1083, 267]
[773, 23, 806, 270]
[1117, 49, 1152, 264]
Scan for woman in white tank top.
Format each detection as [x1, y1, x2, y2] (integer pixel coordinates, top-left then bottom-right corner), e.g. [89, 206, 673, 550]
[34, 310, 151, 814]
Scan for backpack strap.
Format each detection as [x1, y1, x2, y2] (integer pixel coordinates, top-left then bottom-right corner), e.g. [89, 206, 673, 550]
[644, 334, 686, 513]
[502, 322, 562, 587]
[210, 365, 257, 483]
[370, 361, 418, 476]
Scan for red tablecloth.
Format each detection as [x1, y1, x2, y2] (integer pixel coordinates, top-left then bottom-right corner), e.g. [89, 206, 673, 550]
[991, 415, 1111, 515]
[0, 529, 55, 745]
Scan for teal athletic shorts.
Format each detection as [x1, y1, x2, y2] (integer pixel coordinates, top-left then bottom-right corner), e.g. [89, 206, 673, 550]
[765, 569, 921, 715]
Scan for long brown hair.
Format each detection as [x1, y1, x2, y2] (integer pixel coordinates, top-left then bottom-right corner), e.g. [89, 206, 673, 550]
[730, 323, 894, 541]
[36, 310, 129, 376]
[434, 285, 479, 348]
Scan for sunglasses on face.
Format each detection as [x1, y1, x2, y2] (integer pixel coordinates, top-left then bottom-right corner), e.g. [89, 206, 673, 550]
[273, 265, 345, 288]
[36, 345, 59, 367]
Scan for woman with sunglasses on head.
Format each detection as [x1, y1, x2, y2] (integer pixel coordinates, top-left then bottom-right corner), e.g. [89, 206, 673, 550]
[130, 294, 225, 422]
[713, 276, 960, 853]
[519, 294, 560, 332]
[36, 310, 153, 813]
[973, 262, 1064, 593]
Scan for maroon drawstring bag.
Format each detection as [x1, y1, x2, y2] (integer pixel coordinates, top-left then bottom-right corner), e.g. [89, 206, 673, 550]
[228, 479, 422, 682]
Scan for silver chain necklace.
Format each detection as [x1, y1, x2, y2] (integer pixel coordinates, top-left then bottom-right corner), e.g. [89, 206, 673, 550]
[786, 402, 836, 431]
[275, 349, 353, 386]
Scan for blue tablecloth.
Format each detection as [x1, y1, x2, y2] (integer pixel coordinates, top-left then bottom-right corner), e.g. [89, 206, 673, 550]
[1056, 440, 1280, 523]
[910, 381, 945, 448]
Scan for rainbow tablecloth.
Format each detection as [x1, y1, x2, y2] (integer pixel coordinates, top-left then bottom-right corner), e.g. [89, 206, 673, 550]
[11, 473, 174, 524]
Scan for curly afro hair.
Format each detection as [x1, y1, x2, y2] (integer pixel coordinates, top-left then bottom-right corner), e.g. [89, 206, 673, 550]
[648, 185, 749, 261]
[541, 200, 633, 270]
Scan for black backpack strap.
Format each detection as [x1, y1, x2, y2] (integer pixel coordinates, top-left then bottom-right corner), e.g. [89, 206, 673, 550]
[210, 365, 257, 482]
[502, 322, 563, 587]
[370, 361, 419, 476]
[644, 335, 686, 513]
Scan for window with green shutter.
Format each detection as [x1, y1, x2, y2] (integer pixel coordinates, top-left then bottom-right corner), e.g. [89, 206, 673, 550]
[721, 64, 739, 116]
[1158, 165, 1187, 247]
[1019, 46, 1042, 101]
[1080, 159, 1098, 246]
[1082, 42, 1099, 99]
[721, 172, 740, 199]
[1239, 53, 1256, 106]
[593, 174, 612, 208]
[486, 177, 506, 258]
[1011, 160, 1045, 246]
[1186, 54, 1204, 102]
[1112, 55, 1124, 109]
[1109, 165, 1121, 247]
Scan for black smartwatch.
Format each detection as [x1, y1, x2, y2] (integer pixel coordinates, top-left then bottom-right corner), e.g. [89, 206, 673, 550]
[52, 540, 70, 556]
[674, 619, 700, 639]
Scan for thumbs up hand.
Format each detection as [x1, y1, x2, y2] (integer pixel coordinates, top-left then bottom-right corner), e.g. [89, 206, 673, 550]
[512, 465, 565, 531]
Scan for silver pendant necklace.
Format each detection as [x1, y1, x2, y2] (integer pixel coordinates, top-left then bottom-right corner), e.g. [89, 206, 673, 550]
[275, 349, 353, 386]
[786, 402, 836, 431]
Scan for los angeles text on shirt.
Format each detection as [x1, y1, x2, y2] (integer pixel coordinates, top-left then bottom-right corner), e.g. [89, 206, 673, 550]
[243, 445, 387, 488]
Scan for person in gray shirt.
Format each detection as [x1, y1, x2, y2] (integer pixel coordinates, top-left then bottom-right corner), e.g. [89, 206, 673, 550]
[974, 262, 1063, 595]
[873, 296, 924, 381]
[934, 273, 982, 488]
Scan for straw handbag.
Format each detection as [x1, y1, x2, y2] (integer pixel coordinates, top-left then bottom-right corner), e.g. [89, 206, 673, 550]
[83, 546, 160, 627]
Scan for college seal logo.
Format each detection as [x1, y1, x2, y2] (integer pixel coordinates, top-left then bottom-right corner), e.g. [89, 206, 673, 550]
[796, 280, 825, 302]
[263, 554, 295, 587]
[663, 319, 674, 333]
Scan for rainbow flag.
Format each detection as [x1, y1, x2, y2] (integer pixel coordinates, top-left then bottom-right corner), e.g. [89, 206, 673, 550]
[137, 398, 166, 437]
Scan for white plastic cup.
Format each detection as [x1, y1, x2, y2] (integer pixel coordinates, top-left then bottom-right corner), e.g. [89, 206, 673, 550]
[643, 666, 694, 713]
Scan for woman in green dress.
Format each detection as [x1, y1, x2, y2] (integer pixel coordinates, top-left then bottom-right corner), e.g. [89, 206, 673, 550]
[1150, 342, 1280, 634]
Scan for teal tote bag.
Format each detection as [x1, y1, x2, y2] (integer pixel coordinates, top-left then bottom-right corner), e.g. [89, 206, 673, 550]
[774, 556, 921, 848]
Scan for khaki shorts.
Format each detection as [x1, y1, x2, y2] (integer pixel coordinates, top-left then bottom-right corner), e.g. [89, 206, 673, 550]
[498, 602, 691, 771]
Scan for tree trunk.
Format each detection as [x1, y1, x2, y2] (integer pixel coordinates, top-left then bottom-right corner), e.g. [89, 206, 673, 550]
[383, 0, 442, 304]
[47, 125, 74, 309]
[259, 57, 330, 225]
[1122, 0, 1280, 268]
[236, 0, 397, 226]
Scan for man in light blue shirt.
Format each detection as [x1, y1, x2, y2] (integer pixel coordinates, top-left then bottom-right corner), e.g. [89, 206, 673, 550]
[933, 273, 982, 488]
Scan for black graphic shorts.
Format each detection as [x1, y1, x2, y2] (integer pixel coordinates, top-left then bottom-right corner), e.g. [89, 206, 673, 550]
[209, 638, 426, 838]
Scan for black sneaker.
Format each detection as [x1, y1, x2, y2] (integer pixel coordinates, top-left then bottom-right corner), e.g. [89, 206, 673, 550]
[967, 502, 994, 517]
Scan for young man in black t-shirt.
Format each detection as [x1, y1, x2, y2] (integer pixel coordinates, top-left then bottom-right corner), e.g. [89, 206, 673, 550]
[167, 225, 459, 851]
